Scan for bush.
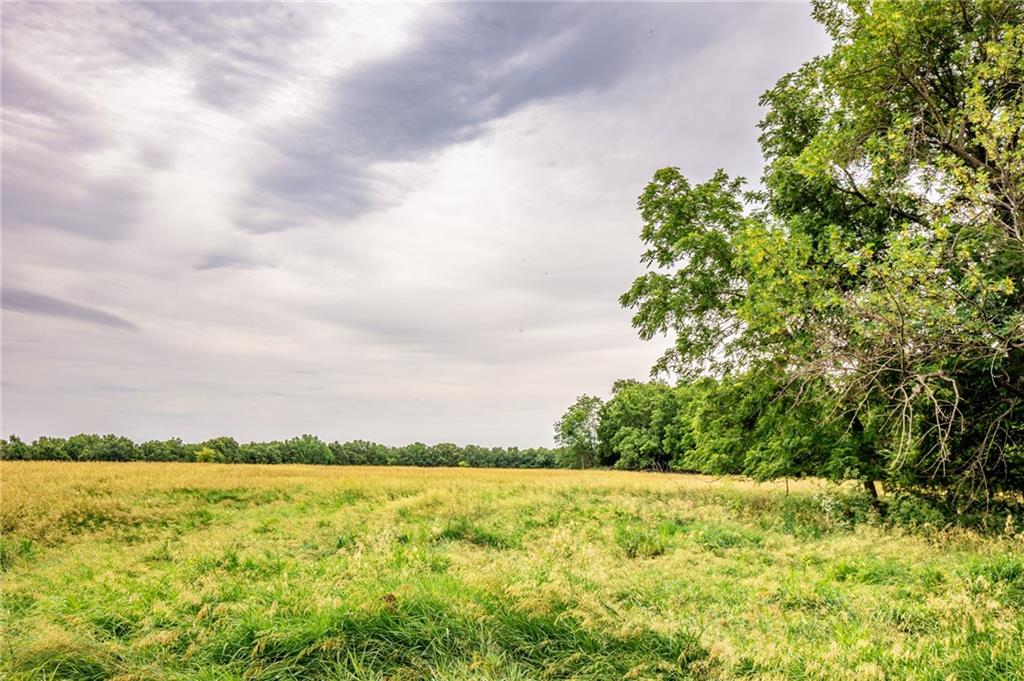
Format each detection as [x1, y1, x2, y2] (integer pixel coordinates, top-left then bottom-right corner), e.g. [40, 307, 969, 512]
[885, 494, 949, 529]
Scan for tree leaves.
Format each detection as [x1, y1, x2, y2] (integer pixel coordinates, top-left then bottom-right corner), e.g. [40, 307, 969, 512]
[622, 0, 1024, 507]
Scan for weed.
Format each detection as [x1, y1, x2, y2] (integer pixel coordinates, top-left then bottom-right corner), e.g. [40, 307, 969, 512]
[692, 522, 763, 550]
[0, 536, 34, 570]
[613, 519, 680, 559]
[434, 517, 516, 550]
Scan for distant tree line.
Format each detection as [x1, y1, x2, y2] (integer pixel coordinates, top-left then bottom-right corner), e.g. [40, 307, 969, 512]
[0, 434, 560, 469]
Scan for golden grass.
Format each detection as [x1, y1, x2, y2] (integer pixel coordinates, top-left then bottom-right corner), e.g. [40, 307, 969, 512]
[1, 462, 1021, 680]
[0, 462, 825, 544]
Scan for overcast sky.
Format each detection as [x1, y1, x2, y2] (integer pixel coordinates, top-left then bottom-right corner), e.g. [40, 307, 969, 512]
[1, 2, 830, 446]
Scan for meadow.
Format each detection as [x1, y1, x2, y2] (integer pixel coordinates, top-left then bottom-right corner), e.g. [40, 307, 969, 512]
[1, 462, 1022, 680]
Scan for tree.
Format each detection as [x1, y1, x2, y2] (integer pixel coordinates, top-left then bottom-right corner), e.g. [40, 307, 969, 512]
[279, 434, 332, 465]
[66, 434, 104, 460]
[622, 0, 1024, 507]
[431, 443, 462, 467]
[554, 395, 603, 468]
[332, 440, 384, 465]
[0, 436, 30, 460]
[240, 441, 281, 464]
[138, 438, 186, 462]
[29, 437, 68, 461]
[200, 437, 240, 463]
[596, 381, 674, 470]
[194, 447, 222, 463]
[92, 434, 136, 461]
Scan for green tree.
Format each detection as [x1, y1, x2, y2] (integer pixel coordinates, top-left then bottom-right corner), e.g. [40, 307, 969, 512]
[240, 441, 281, 464]
[66, 434, 104, 460]
[0, 436, 30, 460]
[279, 434, 331, 465]
[596, 381, 674, 470]
[96, 434, 136, 461]
[554, 395, 603, 468]
[200, 437, 239, 463]
[29, 437, 69, 461]
[431, 442, 462, 467]
[622, 0, 1024, 507]
[194, 447, 222, 463]
[138, 438, 186, 462]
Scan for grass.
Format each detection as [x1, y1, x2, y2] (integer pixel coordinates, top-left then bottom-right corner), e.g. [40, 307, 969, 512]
[1, 462, 1022, 680]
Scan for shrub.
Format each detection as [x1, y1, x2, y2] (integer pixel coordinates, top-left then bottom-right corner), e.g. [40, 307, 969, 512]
[885, 494, 949, 529]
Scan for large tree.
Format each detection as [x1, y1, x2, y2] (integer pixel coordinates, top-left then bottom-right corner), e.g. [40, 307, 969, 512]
[554, 395, 604, 469]
[596, 380, 675, 470]
[621, 0, 1024, 506]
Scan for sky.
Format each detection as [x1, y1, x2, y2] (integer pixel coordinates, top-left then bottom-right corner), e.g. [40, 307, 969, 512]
[1, 2, 830, 447]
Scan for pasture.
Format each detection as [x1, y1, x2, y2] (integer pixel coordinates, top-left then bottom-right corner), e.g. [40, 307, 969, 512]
[1, 462, 1021, 680]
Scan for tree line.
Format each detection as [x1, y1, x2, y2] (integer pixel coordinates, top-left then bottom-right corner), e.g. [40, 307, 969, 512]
[0, 434, 560, 469]
[557, 377, 876, 479]
[557, 0, 1023, 512]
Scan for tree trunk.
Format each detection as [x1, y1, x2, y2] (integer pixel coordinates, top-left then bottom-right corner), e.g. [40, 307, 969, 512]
[863, 479, 884, 514]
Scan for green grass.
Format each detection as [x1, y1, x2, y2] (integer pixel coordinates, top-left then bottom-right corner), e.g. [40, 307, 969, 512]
[1, 462, 1022, 680]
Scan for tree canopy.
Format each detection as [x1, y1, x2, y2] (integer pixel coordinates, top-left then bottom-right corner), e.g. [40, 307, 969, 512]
[554, 394, 603, 468]
[619, 0, 1023, 507]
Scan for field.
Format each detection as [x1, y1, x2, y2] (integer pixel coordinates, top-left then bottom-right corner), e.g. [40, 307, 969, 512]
[1, 463, 1022, 680]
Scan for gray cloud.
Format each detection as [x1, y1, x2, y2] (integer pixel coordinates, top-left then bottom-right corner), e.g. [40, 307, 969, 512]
[1, 2, 830, 445]
[241, 3, 725, 232]
[2, 30, 146, 240]
[130, 2, 323, 111]
[2, 157, 146, 241]
[3, 288, 139, 331]
[93, 384, 147, 394]
[0, 61, 110, 152]
[194, 254, 257, 271]
[1, 2, 327, 241]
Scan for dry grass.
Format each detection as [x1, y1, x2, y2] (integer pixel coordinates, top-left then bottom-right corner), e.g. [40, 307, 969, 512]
[1, 462, 1021, 680]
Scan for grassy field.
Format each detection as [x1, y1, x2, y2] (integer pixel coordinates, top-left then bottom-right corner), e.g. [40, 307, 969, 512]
[1, 463, 1021, 680]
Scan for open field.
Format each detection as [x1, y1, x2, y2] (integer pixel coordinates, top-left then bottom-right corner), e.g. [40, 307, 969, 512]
[1, 463, 1022, 680]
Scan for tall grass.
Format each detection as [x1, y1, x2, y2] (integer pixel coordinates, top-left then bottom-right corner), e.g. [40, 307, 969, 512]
[1, 462, 1021, 679]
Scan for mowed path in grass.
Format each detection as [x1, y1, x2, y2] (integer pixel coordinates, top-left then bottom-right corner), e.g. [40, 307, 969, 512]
[1, 462, 1021, 680]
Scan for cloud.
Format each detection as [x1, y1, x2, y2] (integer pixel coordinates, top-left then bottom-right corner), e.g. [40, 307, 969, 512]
[240, 3, 726, 232]
[2, 288, 139, 331]
[194, 254, 258, 271]
[1, 28, 146, 240]
[126, 2, 326, 111]
[0, 2, 831, 445]
[2, 156, 147, 241]
[0, 2, 335, 240]
[0, 61, 111, 151]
